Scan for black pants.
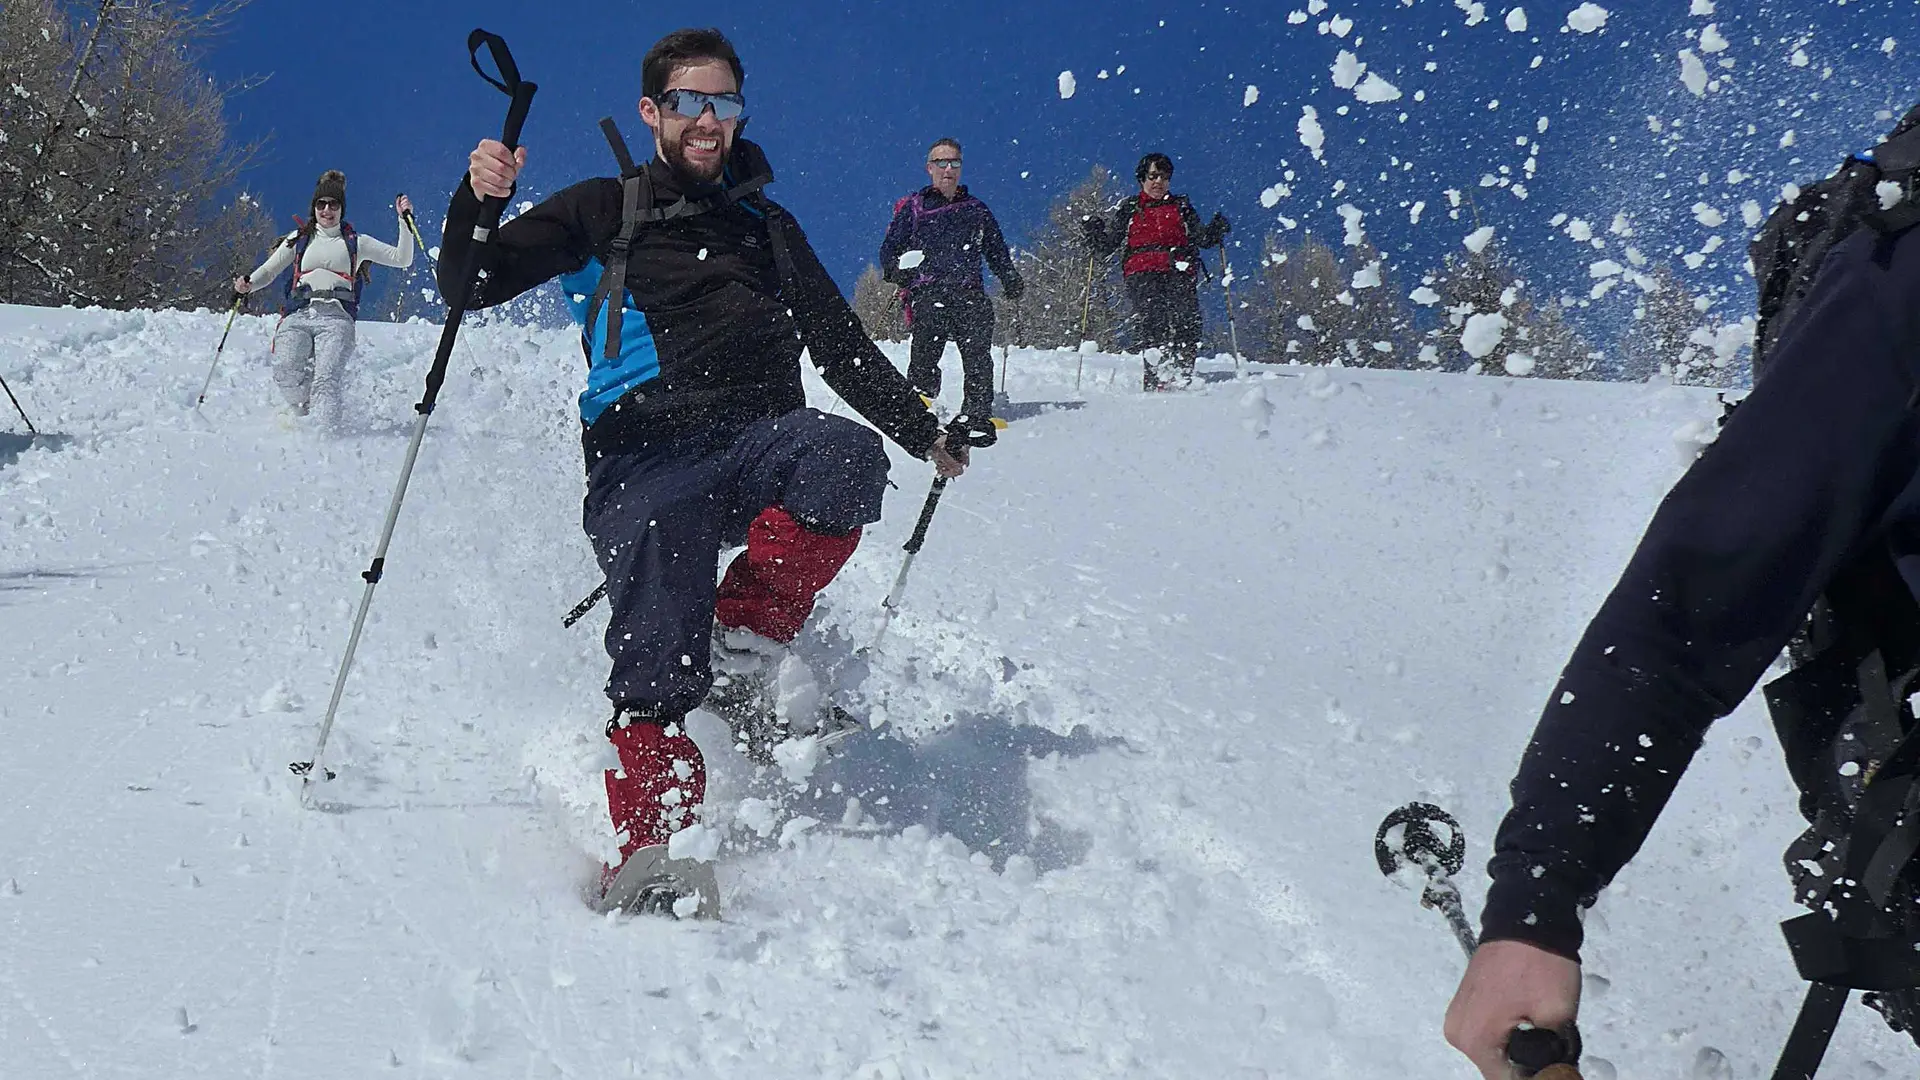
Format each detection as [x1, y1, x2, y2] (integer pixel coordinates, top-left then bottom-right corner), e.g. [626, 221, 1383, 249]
[906, 290, 995, 425]
[582, 409, 889, 712]
[1125, 272, 1203, 389]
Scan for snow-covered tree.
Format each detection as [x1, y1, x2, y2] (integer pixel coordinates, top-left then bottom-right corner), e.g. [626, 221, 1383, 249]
[0, 0, 271, 310]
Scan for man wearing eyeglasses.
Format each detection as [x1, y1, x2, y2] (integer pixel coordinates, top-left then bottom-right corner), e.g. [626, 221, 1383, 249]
[879, 138, 1023, 444]
[1083, 153, 1230, 391]
[439, 27, 968, 914]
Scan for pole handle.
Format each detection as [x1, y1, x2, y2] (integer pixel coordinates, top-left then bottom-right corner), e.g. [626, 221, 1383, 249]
[1507, 1024, 1582, 1079]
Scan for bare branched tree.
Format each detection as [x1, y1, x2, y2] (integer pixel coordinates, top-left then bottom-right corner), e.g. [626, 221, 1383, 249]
[1011, 165, 1129, 350]
[0, 0, 271, 310]
[850, 262, 906, 343]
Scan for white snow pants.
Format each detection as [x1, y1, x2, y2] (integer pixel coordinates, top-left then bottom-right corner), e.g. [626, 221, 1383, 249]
[271, 301, 356, 413]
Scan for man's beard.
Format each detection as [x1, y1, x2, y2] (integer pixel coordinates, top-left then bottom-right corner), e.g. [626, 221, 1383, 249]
[662, 128, 728, 184]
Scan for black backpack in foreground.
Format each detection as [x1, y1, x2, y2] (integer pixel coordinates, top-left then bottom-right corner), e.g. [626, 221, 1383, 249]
[1745, 103, 1920, 1080]
[1748, 106, 1920, 378]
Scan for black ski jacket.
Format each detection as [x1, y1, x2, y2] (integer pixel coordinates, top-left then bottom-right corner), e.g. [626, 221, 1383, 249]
[439, 140, 939, 463]
[1482, 222, 1920, 961]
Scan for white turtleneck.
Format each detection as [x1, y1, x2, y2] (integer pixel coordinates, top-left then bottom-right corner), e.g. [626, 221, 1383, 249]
[247, 214, 415, 297]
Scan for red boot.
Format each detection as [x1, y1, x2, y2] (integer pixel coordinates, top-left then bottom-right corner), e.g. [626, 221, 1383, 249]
[603, 708, 706, 862]
[714, 505, 861, 644]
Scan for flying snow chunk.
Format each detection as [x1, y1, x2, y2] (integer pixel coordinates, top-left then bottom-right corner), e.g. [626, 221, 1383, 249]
[1506, 7, 1528, 31]
[1880, 181, 1906, 211]
[1244, 84, 1260, 107]
[1057, 71, 1077, 99]
[1589, 260, 1623, 278]
[1261, 184, 1290, 207]
[1690, 0, 1713, 12]
[1333, 51, 1365, 90]
[1337, 204, 1367, 246]
[897, 250, 926, 270]
[1790, 49, 1809, 68]
[1565, 3, 1608, 33]
[1679, 50, 1709, 96]
[1462, 312, 1510, 358]
[1885, 39, 1898, 56]
[1465, 226, 1496, 253]
[1298, 106, 1326, 161]
[1455, 0, 1487, 26]
[1329, 15, 1354, 36]
[1699, 24, 1728, 53]
[1289, 10, 1309, 24]
[1742, 200, 1764, 227]
[1356, 74, 1403, 103]
[1566, 219, 1594, 242]
[1411, 286, 1441, 305]
[1691, 203, 1725, 227]
[1352, 261, 1383, 289]
[1504, 353, 1537, 376]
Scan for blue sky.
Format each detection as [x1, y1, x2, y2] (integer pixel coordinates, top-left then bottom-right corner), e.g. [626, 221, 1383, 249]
[207, 0, 1918, 339]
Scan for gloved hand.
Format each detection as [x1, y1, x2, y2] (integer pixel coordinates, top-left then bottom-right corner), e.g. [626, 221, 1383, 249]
[1210, 212, 1232, 237]
[1003, 276, 1025, 301]
[1081, 215, 1104, 244]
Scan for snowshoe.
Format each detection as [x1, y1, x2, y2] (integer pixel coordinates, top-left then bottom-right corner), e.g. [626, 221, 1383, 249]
[593, 843, 720, 919]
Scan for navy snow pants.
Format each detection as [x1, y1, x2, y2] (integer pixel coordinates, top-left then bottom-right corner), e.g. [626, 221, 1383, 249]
[582, 408, 891, 713]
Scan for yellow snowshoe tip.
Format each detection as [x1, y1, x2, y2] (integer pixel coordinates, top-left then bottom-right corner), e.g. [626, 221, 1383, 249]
[990, 417, 1008, 430]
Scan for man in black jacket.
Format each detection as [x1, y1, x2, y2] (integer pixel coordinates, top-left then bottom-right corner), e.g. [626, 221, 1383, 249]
[1443, 161, 1920, 1072]
[442, 27, 968, 911]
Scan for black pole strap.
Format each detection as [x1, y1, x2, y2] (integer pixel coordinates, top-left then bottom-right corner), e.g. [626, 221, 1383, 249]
[467, 29, 524, 96]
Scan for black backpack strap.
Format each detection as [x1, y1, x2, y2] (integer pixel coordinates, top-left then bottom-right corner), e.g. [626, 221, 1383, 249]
[600, 117, 640, 178]
[752, 193, 800, 296]
[1770, 982, 1851, 1080]
[587, 171, 647, 360]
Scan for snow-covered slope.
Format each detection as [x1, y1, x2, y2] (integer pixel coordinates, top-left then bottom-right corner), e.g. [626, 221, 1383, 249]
[1, 304, 1907, 1077]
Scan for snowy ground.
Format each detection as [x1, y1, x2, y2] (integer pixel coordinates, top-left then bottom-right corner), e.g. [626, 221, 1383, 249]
[1, 303, 1909, 1078]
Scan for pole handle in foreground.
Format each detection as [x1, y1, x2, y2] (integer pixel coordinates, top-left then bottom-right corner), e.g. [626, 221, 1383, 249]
[1375, 803, 1585, 1080]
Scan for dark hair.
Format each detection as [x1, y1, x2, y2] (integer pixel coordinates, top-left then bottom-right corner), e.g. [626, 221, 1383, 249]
[1135, 152, 1174, 183]
[642, 28, 744, 102]
[927, 138, 962, 159]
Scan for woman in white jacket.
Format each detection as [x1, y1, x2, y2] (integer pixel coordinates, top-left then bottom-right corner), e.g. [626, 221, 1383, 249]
[234, 170, 414, 418]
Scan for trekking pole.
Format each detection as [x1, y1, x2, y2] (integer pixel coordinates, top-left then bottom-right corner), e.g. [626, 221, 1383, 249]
[400, 202, 432, 258]
[1, 373, 40, 435]
[1075, 254, 1097, 391]
[562, 581, 607, 628]
[999, 297, 1022, 397]
[193, 295, 245, 409]
[1221, 251, 1245, 377]
[864, 474, 948, 655]
[290, 29, 537, 796]
[1375, 803, 1585, 1080]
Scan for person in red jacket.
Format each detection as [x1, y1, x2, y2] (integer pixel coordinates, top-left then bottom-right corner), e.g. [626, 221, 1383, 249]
[1083, 153, 1230, 390]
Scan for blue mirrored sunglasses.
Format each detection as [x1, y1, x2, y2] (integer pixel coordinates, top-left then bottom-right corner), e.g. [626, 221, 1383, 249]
[656, 88, 747, 122]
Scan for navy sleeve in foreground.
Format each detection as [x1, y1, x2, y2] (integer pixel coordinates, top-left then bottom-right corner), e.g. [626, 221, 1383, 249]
[1481, 230, 1920, 960]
